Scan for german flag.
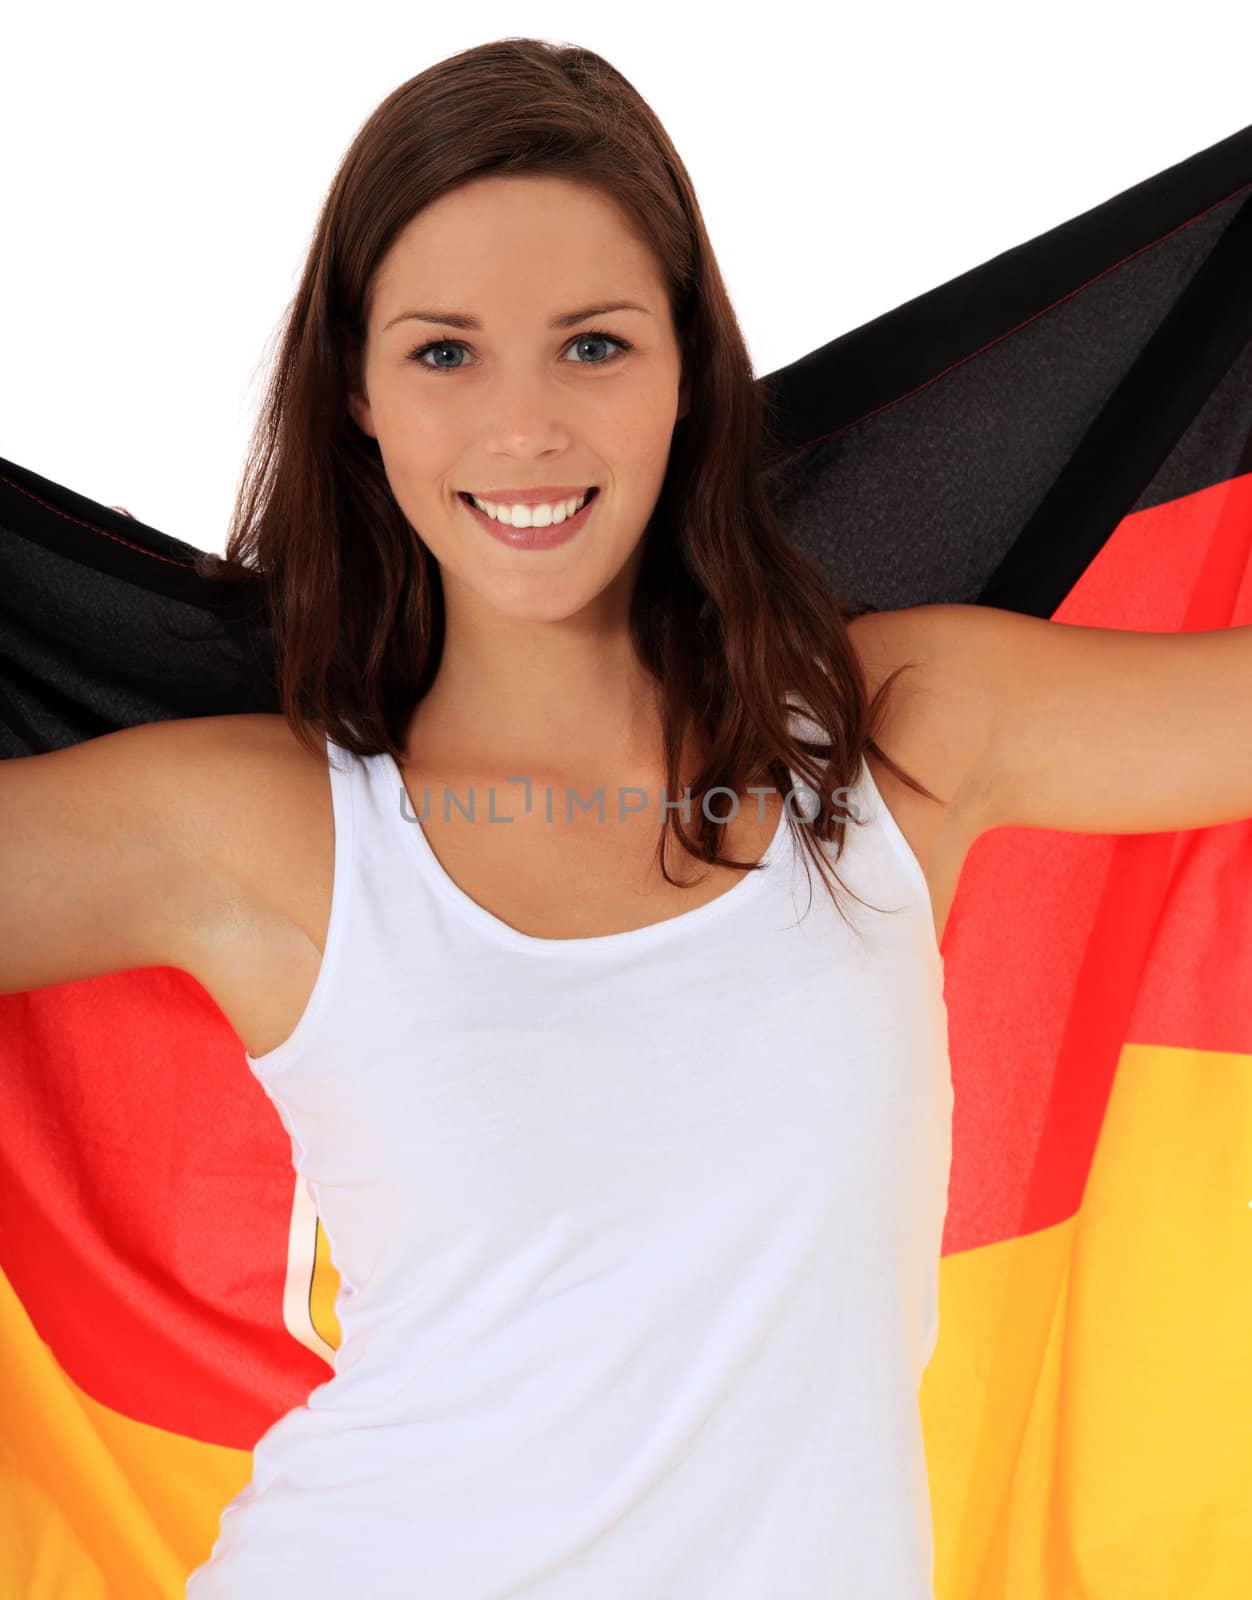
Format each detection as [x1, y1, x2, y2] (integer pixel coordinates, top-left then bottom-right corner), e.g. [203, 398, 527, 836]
[3, 120, 1251, 1597]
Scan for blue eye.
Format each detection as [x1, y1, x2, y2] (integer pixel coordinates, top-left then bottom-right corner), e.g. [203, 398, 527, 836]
[407, 329, 632, 373]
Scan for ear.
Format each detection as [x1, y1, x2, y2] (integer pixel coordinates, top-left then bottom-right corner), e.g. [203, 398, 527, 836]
[345, 342, 379, 439]
[347, 386, 378, 440]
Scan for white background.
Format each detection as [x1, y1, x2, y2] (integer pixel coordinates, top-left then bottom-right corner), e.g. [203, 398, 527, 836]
[3, 0, 1250, 555]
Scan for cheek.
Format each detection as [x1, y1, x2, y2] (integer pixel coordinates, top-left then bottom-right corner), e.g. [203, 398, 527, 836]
[370, 401, 455, 494]
[596, 384, 679, 475]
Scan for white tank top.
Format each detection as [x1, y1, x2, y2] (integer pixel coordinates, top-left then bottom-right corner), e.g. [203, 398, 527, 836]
[186, 699, 953, 1598]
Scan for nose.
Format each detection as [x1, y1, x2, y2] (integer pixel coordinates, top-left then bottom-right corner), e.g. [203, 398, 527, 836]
[478, 365, 585, 453]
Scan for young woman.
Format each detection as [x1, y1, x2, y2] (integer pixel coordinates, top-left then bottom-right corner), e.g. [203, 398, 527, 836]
[3, 38, 1249, 1600]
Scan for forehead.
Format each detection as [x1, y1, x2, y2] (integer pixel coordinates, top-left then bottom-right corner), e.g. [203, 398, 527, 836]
[368, 175, 663, 325]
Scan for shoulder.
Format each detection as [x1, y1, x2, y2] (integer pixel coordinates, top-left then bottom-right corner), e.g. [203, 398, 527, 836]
[95, 709, 312, 762]
[30, 712, 318, 818]
[0, 713, 331, 995]
[127, 711, 332, 922]
[114, 711, 325, 816]
[173, 702, 330, 825]
[845, 601, 979, 687]
[843, 602, 1002, 834]
[846, 600, 1043, 693]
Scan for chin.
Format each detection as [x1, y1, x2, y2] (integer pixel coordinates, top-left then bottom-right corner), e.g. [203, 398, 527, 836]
[487, 591, 601, 625]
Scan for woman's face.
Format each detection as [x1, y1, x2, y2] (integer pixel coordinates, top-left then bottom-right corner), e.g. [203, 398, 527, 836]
[348, 174, 690, 626]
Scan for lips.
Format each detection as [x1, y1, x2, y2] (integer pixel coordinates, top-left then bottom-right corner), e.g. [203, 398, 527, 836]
[459, 485, 600, 549]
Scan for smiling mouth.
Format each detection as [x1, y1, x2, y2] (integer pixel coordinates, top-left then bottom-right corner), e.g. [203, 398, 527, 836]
[458, 487, 599, 519]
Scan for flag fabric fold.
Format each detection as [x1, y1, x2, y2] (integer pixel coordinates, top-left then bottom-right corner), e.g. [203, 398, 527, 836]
[3, 120, 1251, 1597]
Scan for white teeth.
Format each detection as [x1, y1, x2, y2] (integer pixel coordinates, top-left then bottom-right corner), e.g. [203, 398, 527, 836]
[467, 490, 590, 528]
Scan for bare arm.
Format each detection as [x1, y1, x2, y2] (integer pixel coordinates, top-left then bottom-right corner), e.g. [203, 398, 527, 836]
[0, 718, 233, 995]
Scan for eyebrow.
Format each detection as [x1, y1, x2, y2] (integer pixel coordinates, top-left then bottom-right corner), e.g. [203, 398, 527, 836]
[381, 301, 653, 334]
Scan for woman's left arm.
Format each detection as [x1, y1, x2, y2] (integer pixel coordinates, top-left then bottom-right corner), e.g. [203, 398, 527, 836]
[926, 604, 1252, 836]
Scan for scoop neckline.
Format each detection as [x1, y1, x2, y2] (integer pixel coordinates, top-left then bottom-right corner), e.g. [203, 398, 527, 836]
[378, 748, 798, 957]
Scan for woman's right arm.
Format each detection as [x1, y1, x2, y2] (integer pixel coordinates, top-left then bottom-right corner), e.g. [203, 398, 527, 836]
[0, 719, 216, 995]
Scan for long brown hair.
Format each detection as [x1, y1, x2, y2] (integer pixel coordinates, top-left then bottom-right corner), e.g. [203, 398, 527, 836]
[201, 37, 939, 930]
